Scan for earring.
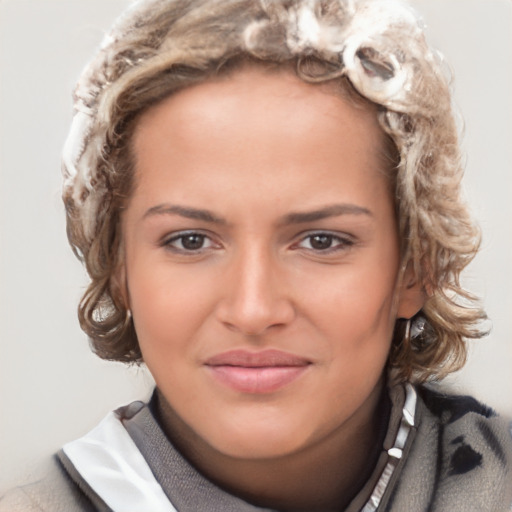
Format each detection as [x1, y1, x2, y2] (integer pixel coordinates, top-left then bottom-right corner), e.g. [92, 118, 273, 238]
[403, 318, 411, 347]
[410, 315, 426, 339]
[121, 308, 132, 330]
[410, 315, 430, 351]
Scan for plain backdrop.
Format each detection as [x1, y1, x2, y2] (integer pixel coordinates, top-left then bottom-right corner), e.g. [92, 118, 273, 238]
[1, 0, 511, 492]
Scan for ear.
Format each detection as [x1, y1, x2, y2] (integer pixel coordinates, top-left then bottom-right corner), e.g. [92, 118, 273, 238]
[396, 264, 427, 319]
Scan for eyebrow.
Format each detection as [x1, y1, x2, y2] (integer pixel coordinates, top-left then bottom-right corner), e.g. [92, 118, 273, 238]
[143, 204, 227, 224]
[142, 202, 372, 225]
[281, 204, 372, 224]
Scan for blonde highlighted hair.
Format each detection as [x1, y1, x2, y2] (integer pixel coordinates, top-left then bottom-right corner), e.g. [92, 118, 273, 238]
[62, 0, 485, 383]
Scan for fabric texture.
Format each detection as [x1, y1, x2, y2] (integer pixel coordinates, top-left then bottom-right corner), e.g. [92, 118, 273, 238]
[0, 456, 102, 512]
[60, 410, 175, 512]
[2, 385, 511, 511]
[385, 389, 512, 511]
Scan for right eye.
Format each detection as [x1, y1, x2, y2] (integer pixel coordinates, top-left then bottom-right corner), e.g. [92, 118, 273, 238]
[162, 232, 216, 253]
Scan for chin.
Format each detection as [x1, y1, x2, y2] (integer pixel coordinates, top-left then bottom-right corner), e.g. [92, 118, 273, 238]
[202, 416, 311, 459]
[214, 435, 304, 460]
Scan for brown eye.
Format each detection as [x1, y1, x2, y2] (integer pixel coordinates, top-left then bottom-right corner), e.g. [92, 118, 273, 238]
[180, 234, 206, 250]
[163, 232, 215, 252]
[310, 234, 334, 250]
[295, 232, 354, 253]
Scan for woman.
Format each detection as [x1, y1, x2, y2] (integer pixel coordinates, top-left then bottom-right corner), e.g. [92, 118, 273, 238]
[2, 0, 511, 510]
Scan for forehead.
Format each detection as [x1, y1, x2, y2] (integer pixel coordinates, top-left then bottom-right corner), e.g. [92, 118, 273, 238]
[133, 66, 384, 160]
[130, 66, 390, 214]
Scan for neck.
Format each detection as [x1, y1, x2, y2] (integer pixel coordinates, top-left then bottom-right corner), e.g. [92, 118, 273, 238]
[154, 380, 388, 511]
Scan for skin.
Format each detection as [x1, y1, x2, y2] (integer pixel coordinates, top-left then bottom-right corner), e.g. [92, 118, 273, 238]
[120, 67, 424, 511]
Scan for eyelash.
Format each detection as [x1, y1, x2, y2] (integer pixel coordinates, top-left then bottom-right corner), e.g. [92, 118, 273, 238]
[161, 231, 218, 253]
[161, 230, 354, 255]
[293, 232, 355, 254]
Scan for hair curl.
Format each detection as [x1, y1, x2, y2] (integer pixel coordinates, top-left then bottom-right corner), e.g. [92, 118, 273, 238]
[62, 0, 485, 383]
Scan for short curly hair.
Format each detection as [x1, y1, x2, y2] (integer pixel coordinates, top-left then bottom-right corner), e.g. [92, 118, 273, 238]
[62, 0, 485, 383]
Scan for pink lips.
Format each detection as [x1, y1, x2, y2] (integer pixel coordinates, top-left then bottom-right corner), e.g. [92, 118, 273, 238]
[204, 349, 311, 394]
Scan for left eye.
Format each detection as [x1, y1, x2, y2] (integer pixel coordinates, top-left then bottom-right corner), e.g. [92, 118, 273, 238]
[163, 232, 214, 252]
[297, 233, 352, 251]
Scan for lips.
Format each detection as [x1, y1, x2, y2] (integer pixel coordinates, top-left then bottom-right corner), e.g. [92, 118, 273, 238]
[204, 349, 311, 394]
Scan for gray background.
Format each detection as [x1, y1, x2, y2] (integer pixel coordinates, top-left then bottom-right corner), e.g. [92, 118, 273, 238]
[1, 0, 511, 491]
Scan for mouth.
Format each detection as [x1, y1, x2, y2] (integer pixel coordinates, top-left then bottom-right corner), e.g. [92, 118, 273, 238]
[204, 349, 312, 394]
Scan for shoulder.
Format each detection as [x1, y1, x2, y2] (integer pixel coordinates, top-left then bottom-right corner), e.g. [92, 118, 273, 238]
[417, 386, 512, 478]
[0, 455, 100, 512]
[417, 386, 497, 423]
[391, 386, 512, 511]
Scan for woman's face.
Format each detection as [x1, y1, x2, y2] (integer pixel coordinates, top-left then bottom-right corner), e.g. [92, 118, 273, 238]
[121, 68, 421, 459]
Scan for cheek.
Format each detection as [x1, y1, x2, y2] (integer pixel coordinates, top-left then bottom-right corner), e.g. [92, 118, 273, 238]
[306, 274, 396, 412]
[298, 252, 399, 367]
[127, 262, 215, 357]
[305, 263, 397, 331]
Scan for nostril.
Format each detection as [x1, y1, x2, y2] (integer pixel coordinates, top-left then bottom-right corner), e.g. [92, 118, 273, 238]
[214, 255, 296, 335]
[216, 296, 295, 337]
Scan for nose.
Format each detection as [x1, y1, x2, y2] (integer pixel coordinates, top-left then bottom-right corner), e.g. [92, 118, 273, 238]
[215, 245, 295, 336]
